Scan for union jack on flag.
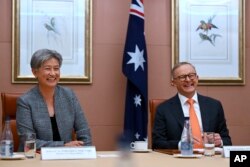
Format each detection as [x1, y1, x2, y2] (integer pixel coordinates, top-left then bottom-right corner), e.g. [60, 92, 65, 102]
[122, 0, 148, 142]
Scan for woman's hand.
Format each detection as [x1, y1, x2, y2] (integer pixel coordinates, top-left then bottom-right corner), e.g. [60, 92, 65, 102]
[64, 141, 84, 146]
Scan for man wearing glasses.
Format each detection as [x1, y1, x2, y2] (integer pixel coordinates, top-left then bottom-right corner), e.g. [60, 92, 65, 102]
[152, 62, 232, 149]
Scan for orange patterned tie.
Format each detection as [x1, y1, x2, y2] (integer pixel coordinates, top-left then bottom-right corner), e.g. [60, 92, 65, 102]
[187, 99, 203, 148]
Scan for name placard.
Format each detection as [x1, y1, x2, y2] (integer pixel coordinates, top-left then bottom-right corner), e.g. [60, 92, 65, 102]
[41, 146, 97, 160]
[223, 146, 250, 158]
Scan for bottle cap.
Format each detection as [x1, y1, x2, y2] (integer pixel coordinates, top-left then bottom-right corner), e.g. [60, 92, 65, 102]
[5, 115, 11, 121]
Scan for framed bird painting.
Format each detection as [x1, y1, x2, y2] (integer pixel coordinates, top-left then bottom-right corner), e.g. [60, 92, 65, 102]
[171, 0, 245, 85]
[12, 0, 93, 84]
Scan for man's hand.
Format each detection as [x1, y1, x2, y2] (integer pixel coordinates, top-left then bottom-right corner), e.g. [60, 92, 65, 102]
[214, 133, 222, 147]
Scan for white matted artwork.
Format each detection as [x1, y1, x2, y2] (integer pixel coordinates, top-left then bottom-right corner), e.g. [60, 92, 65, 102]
[172, 0, 245, 85]
[12, 0, 92, 84]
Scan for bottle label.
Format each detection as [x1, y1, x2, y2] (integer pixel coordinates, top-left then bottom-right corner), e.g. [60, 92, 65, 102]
[181, 141, 192, 150]
[180, 141, 193, 155]
[5, 140, 11, 144]
[0, 140, 14, 157]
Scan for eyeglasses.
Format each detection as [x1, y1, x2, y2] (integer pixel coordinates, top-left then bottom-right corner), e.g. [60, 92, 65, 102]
[174, 73, 197, 81]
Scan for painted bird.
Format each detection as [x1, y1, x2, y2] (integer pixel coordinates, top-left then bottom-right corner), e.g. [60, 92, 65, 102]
[199, 33, 214, 46]
[196, 15, 218, 33]
[199, 33, 222, 46]
[44, 17, 60, 35]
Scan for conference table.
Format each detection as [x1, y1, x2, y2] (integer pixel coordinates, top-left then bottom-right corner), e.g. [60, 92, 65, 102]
[0, 150, 229, 167]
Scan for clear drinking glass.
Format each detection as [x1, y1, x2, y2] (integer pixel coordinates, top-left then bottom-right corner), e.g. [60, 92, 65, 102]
[24, 133, 36, 158]
[203, 132, 215, 156]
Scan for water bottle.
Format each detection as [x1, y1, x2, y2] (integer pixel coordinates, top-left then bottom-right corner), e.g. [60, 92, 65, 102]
[0, 116, 14, 157]
[180, 117, 193, 155]
[116, 134, 134, 167]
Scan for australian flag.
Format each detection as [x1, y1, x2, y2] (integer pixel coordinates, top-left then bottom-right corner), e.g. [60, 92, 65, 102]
[122, 0, 148, 142]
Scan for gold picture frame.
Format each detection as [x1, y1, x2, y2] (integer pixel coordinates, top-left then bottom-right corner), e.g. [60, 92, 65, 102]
[12, 0, 92, 84]
[172, 0, 245, 85]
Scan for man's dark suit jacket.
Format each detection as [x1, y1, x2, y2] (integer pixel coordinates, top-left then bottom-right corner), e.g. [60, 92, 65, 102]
[152, 94, 232, 149]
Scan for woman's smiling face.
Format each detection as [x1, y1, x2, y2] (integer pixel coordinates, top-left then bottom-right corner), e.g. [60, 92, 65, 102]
[32, 58, 60, 88]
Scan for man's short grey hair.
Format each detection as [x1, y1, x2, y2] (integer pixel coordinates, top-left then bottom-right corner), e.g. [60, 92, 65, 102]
[171, 62, 196, 78]
[30, 49, 63, 69]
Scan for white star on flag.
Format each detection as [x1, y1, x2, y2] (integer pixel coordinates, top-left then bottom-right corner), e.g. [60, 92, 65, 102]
[134, 94, 142, 107]
[135, 132, 140, 139]
[127, 45, 146, 71]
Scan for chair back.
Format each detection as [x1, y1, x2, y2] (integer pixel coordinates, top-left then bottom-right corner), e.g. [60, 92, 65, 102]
[1, 92, 22, 152]
[148, 99, 166, 148]
[149, 99, 165, 132]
